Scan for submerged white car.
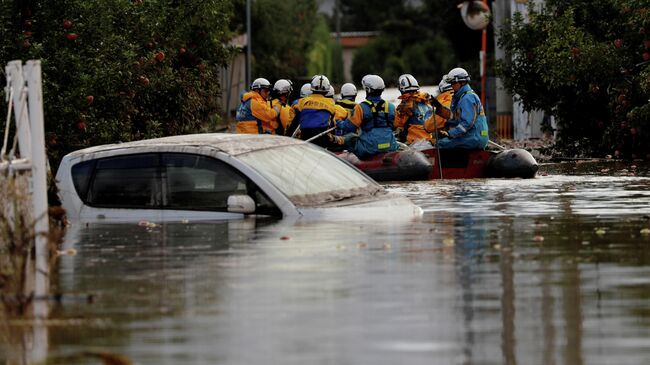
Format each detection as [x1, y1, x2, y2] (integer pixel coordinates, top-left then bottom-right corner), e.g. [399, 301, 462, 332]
[56, 133, 422, 222]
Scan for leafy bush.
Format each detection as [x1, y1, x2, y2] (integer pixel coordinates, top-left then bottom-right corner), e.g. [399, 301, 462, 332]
[0, 0, 236, 168]
[497, 0, 650, 158]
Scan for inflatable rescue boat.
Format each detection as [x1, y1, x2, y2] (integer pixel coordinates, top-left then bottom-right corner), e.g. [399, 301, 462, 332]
[337, 147, 538, 181]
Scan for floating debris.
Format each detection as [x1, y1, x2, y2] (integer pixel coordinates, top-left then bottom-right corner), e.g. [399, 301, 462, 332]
[357, 242, 368, 249]
[442, 238, 455, 247]
[280, 236, 290, 240]
[595, 228, 607, 235]
[640, 228, 650, 235]
[533, 235, 545, 242]
[138, 220, 157, 228]
[56, 248, 77, 256]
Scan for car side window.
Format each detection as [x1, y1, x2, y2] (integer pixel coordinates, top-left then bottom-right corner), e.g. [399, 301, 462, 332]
[162, 154, 248, 210]
[71, 160, 96, 201]
[86, 154, 161, 208]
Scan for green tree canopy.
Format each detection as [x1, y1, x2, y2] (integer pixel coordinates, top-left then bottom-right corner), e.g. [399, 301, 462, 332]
[351, 18, 457, 87]
[232, 0, 319, 83]
[307, 16, 344, 85]
[497, 0, 650, 158]
[0, 0, 235, 168]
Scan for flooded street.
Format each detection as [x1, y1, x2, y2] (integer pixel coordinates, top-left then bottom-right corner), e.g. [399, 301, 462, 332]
[6, 161, 650, 364]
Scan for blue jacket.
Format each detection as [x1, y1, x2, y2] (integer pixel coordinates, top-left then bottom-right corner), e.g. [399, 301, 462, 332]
[293, 94, 336, 129]
[438, 84, 488, 149]
[338, 95, 398, 159]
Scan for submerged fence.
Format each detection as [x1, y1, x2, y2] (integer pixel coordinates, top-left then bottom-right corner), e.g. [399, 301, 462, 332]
[1, 60, 51, 363]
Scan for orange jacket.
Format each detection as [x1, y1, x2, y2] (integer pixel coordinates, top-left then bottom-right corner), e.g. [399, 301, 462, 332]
[235, 91, 278, 134]
[395, 91, 433, 144]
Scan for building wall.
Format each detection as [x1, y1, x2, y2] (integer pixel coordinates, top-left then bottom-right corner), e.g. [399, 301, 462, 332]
[220, 52, 247, 123]
[493, 0, 553, 140]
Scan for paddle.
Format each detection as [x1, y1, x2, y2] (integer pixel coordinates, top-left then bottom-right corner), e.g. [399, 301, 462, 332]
[488, 140, 507, 150]
[304, 126, 337, 143]
[291, 125, 301, 138]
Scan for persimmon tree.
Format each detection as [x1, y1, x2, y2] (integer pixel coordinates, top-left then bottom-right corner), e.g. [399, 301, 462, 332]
[0, 0, 235, 167]
[497, 0, 650, 158]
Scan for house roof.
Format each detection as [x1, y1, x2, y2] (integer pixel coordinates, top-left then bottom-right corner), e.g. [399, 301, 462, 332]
[330, 31, 379, 48]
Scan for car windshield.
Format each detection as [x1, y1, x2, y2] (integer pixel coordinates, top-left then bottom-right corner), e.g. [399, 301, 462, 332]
[237, 143, 383, 206]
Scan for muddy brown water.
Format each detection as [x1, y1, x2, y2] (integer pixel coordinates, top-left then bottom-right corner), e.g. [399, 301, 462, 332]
[4, 161, 650, 365]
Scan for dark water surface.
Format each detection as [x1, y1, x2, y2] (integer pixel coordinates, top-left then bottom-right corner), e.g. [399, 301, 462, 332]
[5, 161, 650, 365]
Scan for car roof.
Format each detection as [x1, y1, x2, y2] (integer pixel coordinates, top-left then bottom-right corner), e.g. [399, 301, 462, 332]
[64, 133, 306, 158]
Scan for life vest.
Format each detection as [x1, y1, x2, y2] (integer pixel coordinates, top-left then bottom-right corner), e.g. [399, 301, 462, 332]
[450, 88, 488, 138]
[336, 99, 356, 110]
[236, 97, 263, 134]
[296, 95, 336, 129]
[360, 99, 390, 132]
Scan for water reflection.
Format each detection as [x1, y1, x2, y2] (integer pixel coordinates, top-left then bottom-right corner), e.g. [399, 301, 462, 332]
[5, 161, 650, 364]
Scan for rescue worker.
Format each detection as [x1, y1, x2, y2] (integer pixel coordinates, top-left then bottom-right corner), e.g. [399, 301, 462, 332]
[336, 83, 358, 111]
[394, 74, 434, 144]
[424, 75, 454, 143]
[336, 75, 399, 159]
[291, 83, 312, 107]
[432, 68, 488, 149]
[235, 78, 280, 134]
[327, 85, 349, 122]
[287, 75, 338, 148]
[270, 79, 295, 135]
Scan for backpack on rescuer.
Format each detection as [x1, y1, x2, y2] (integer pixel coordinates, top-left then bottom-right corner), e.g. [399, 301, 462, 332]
[361, 99, 390, 130]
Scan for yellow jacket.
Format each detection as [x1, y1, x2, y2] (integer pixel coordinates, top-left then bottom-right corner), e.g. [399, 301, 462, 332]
[334, 104, 348, 121]
[270, 99, 295, 134]
[235, 91, 278, 134]
[292, 94, 337, 129]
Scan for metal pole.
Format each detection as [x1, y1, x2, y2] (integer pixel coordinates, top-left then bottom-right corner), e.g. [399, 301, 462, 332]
[25, 60, 50, 302]
[480, 0, 488, 106]
[246, 0, 252, 88]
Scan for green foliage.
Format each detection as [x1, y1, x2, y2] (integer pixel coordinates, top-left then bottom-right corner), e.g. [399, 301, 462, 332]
[239, 0, 318, 81]
[334, 0, 461, 87]
[307, 17, 334, 79]
[497, 0, 650, 158]
[351, 24, 456, 87]
[0, 0, 235, 168]
[337, 0, 414, 32]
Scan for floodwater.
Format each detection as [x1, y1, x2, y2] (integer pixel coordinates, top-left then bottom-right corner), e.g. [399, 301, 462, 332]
[4, 161, 650, 365]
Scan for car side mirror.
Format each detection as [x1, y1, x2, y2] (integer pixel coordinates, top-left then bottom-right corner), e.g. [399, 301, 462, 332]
[227, 194, 256, 214]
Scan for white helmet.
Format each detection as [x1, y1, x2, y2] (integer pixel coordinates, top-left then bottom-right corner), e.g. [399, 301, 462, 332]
[340, 83, 357, 98]
[398, 74, 420, 93]
[299, 83, 312, 98]
[445, 68, 470, 84]
[438, 75, 453, 93]
[326, 85, 335, 98]
[363, 75, 385, 94]
[361, 74, 374, 88]
[273, 79, 293, 95]
[310, 74, 331, 93]
[251, 77, 271, 90]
